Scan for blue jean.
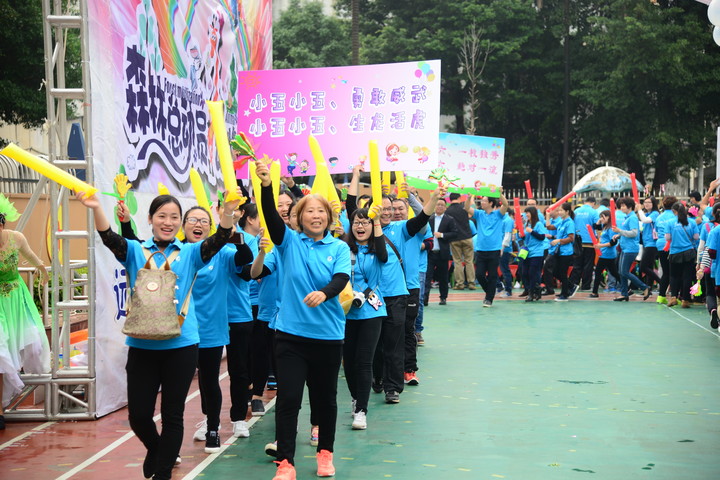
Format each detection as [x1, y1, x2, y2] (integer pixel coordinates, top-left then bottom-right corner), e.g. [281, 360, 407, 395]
[416, 271, 425, 333]
[497, 251, 513, 293]
[619, 251, 647, 296]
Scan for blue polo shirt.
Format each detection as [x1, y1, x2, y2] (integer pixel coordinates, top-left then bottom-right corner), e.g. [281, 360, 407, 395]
[598, 228, 617, 259]
[618, 212, 640, 253]
[257, 249, 281, 324]
[193, 245, 242, 348]
[379, 239, 409, 297]
[473, 209, 505, 251]
[708, 226, 720, 279]
[547, 216, 563, 255]
[556, 217, 575, 256]
[654, 210, 676, 252]
[346, 245, 387, 320]
[121, 238, 205, 350]
[383, 220, 425, 289]
[668, 221, 698, 254]
[238, 228, 260, 306]
[419, 228, 432, 273]
[274, 227, 351, 341]
[574, 204, 599, 244]
[640, 211, 659, 248]
[502, 214, 514, 254]
[525, 221, 548, 258]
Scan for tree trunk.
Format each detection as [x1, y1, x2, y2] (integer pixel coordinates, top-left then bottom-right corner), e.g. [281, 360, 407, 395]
[652, 146, 671, 192]
[351, 0, 359, 65]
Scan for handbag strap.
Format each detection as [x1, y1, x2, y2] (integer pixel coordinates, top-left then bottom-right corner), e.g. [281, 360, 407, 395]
[680, 225, 697, 253]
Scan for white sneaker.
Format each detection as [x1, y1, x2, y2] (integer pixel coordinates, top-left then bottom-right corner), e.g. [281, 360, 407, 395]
[350, 399, 357, 417]
[174, 456, 182, 466]
[352, 411, 367, 430]
[232, 420, 250, 438]
[193, 420, 207, 441]
[513, 282, 521, 289]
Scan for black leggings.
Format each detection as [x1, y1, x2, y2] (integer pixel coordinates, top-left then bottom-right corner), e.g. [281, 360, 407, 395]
[658, 250, 670, 297]
[555, 254, 573, 297]
[639, 246, 661, 287]
[669, 257, 695, 301]
[274, 335, 342, 465]
[227, 321, 253, 422]
[344, 317, 383, 413]
[251, 319, 275, 397]
[197, 346, 224, 431]
[592, 258, 620, 294]
[126, 344, 198, 480]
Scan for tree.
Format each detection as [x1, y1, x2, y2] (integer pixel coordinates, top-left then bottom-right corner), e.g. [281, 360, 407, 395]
[459, 22, 494, 135]
[273, 0, 351, 69]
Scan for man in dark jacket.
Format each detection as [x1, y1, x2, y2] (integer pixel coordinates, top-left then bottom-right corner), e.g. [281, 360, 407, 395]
[423, 198, 459, 305]
[445, 193, 476, 290]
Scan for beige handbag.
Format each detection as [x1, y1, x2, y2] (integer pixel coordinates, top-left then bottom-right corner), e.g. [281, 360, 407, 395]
[122, 249, 195, 340]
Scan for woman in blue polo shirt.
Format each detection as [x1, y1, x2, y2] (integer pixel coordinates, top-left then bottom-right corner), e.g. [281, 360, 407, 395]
[76, 189, 243, 480]
[654, 196, 678, 304]
[636, 197, 661, 290]
[255, 160, 351, 480]
[612, 198, 651, 302]
[550, 203, 576, 301]
[665, 202, 699, 308]
[590, 211, 620, 298]
[178, 206, 253, 453]
[522, 206, 548, 302]
[343, 206, 386, 431]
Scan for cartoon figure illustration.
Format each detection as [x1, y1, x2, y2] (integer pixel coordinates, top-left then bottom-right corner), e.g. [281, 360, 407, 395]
[299, 159, 310, 174]
[203, 9, 228, 102]
[187, 41, 203, 92]
[474, 180, 485, 190]
[286, 153, 298, 176]
[414, 146, 430, 164]
[386, 143, 400, 163]
[328, 156, 339, 168]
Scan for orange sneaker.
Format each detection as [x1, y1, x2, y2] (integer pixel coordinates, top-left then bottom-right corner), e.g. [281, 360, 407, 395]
[316, 449, 335, 477]
[273, 459, 296, 480]
[403, 371, 419, 386]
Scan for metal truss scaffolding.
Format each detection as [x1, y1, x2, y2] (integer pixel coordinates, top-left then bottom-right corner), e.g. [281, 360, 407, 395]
[5, 0, 97, 421]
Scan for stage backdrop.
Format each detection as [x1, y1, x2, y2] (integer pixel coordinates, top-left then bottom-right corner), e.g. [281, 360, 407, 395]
[438, 132, 506, 191]
[234, 60, 441, 177]
[87, 0, 272, 417]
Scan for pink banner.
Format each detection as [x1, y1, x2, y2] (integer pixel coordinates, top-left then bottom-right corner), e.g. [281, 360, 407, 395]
[235, 60, 441, 176]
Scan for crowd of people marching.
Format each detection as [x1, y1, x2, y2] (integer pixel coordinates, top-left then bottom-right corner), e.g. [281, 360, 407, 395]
[0, 168, 705, 480]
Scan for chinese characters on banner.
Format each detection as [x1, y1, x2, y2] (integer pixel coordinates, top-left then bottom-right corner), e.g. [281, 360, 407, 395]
[438, 133, 506, 191]
[86, 0, 272, 417]
[235, 60, 441, 176]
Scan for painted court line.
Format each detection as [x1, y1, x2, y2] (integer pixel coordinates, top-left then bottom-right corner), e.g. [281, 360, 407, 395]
[54, 372, 230, 480]
[182, 396, 277, 480]
[0, 421, 55, 452]
[665, 306, 720, 338]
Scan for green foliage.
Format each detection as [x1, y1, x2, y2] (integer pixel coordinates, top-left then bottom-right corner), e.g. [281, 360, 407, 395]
[273, 0, 351, 69]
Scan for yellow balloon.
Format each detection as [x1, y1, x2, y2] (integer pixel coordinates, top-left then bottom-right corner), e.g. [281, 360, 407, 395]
[158, 182, 171, 195]
[308, 135, 340, 207]
[270, 161, 281, 207]
[395, 171, 408, 199]
[249, 162, 273, 252]
[206, 101, 240, 202]
[368, 140, 382, 218]
[189, 168, 216, 235]
[1, 143, 98, 199]
[382, 171, 392, 190]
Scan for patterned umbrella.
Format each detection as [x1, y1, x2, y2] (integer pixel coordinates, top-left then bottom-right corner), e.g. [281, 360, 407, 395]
[572, 166, 643, 194]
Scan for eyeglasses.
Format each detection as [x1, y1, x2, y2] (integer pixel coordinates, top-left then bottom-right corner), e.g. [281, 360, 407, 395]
[352, 221, 373, 227]
[186, 217, 210, 226]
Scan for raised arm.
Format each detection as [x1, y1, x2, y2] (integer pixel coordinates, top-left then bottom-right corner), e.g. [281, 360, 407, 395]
[255, 159, 287, 246]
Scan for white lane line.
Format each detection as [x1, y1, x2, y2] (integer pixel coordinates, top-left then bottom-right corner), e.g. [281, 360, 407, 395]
[0, 421, 55, 451]
[55, 372, 232, 479]
[666, 306, 720, 338]
[182, 396, 277, 480]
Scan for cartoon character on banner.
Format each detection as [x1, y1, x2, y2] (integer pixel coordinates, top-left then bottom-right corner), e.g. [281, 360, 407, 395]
[286, 153, 298, 176]
[328, 156, 339, 168]
[188, 40, 203, 92]
[414, 146, 430, 164]
[204, 9, 228, 102]
[386, 143, 400, 163]
[300, 159, 310, 174]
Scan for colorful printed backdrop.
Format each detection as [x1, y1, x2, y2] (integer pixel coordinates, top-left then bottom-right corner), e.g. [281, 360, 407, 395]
[87, 0, 271, 417]
[235, 60, 441, 176]
[438, 133, 506, 191]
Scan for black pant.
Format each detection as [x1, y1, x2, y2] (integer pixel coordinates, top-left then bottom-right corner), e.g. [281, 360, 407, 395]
[658, 250, 670, 297]
[372, 294, 407, 394]
[126, 344, 198, 480]
[570, 244, 595, 290]
[425, 251, 449, 301]
[705, 275, 717, 314]
[522, 256, 544, 295]
[475, 250, 500, 302]
[251, 319, 275, 397]
[542, 254, 558, 293]
[555, 254, 573, 297]
[639, 246, 661, 287]
[404, 288, 419, 372]
[497, 251, 513, 293]
[197, 346, 224, 431]
[344, 317, 383, 413]
[227, 321, 253, 422]
[274, 335, 342, 465]
[592, 257, 620, 294]
[669, 255, 695, 301]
